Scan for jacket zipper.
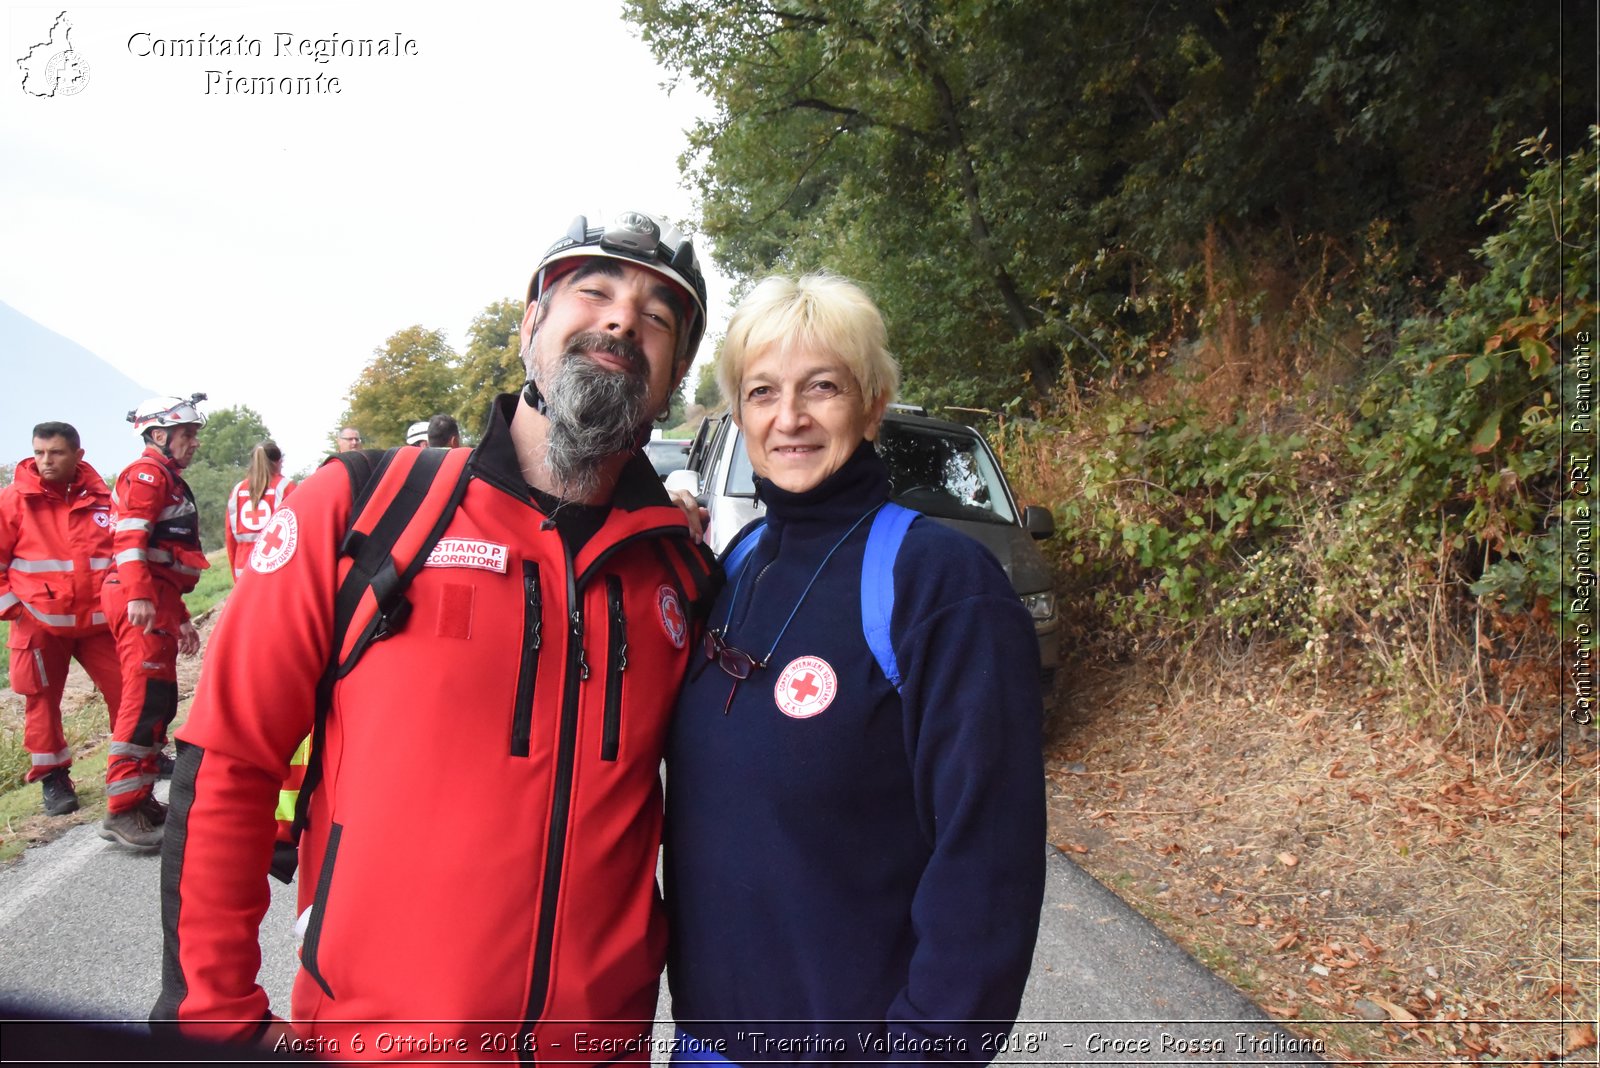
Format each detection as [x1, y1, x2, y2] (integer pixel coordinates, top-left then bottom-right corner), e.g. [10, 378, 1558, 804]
[601, 576, 626, 762]
[512, 525, 705, 1059]
[510, 562, 542, 758]
[518, 543, 585, 1062]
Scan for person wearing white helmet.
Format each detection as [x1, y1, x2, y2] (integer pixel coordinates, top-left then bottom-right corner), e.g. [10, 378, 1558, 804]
[159, 212, 719, 1058]
[403, 420, 430, 447]
[99, 393, 210, 850]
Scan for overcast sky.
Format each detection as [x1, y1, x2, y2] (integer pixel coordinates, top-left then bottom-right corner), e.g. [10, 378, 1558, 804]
[2, 0, 731, 475]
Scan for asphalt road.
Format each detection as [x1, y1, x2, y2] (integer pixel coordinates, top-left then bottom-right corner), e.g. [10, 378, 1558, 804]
[0, 805, 1323, 1065]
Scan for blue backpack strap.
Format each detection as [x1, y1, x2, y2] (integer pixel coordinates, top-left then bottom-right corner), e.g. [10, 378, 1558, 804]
[860, 502, 919, 691]
[721, 520, 768, 580]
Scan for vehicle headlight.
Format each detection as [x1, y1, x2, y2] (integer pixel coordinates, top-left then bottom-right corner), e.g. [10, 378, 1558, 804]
[1020, 590, 1056, 624]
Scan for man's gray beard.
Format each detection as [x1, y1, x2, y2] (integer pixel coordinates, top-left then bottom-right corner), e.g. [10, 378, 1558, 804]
[534, 335, 651, 499]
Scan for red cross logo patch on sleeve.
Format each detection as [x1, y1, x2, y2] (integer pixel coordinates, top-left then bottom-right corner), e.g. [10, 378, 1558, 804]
[774, 656, 837, 719]
[657, 585, 687, 649]
[249, 509, 299, 575]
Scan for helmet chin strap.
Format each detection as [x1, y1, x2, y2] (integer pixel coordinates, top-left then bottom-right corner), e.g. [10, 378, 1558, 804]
[522, 378, 653, 452]
[521, 377, 549, 416]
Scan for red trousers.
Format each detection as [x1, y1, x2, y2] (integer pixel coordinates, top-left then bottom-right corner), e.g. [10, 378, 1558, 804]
[6, 621, 122, 782]
[101, 577, 185, 813]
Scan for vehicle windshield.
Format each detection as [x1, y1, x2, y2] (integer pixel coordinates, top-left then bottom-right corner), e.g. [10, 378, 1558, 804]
[725, 420, 1017, 526]
[645, 440, 691, 478]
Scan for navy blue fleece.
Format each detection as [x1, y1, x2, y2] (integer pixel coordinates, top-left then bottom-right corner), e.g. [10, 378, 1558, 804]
[665, 443, 1046, 1064]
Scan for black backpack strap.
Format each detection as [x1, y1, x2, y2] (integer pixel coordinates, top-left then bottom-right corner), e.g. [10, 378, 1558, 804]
[288, 446, 474, 843]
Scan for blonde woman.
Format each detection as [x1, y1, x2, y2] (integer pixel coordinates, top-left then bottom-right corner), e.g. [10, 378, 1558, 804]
[665, 273, 1045, 1065]
[224, 442, 294, 579]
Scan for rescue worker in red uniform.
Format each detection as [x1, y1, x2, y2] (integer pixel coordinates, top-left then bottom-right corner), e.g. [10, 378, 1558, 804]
[157, 211, 719, 1062]
[0, 422, 124, 817]
[100, 394, 209, 850]
[224, 441, 294, 580]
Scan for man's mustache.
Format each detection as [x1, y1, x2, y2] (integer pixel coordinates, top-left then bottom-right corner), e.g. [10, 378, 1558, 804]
[563, 331, 647, 376]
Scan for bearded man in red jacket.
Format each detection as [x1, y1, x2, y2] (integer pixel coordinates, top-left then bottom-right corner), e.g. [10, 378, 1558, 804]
[157, 211, 720, 1063]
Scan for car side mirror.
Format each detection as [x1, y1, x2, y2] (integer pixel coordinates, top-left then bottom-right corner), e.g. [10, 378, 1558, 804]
[1022, 505, 1055, 540]
[664, 469, 700, 497]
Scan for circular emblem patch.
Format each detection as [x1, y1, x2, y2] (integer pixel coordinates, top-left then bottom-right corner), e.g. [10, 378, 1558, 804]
[774, 656, 837, 719]
[238, 497, 273, 531]
[657, 585, 687, 649]
[92, 510, 111, 528]
[249, 509, 298, 575]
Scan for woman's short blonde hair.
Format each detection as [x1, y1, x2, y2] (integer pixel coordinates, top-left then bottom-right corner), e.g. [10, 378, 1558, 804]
[716, 272, 900, 416]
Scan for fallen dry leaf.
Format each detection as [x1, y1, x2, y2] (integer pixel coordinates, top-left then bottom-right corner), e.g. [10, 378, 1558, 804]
[1363, 991, 1414, 1016]
[1566, 1023, 1597, 1053]
[1276, 851, 1299, 867]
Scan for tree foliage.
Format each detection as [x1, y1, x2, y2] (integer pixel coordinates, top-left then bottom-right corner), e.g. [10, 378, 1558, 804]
[1002, 131, 1596, 666]
[186, 404, 272, 551]
[455, 299, 525, 443]
[692, 360, 721, 411]
[340, 326, 461, 449]
[626, 0, 1591, 407]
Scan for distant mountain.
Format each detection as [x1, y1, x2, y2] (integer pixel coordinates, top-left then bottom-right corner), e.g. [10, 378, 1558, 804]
[1, 301, 155, 477]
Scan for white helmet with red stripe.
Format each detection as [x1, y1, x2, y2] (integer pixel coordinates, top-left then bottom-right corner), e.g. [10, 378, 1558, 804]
[527, 211, 708, 362]
[129, 393, 207, 435]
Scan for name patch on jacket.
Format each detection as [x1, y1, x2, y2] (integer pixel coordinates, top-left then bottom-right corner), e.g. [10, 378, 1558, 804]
[424, 538, 508, 574]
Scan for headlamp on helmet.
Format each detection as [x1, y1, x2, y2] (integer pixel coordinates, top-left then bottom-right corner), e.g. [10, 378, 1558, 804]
[129, 393, 208, 436]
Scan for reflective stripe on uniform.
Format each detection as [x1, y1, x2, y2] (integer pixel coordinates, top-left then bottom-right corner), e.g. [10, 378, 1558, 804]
[106, 777, 149, 796]
[145, 549, 201, 575]
[22, 603, 76, 628]
[235, 532, 260, 544]
[275, 789, 300, 822]
[276, 736, 312, 824]
[89, 557, 113, 570]
[90, 611, 107, 625]
[116, 517, 152, 533]
[156, 500, 196, 522]
[110, 740, 158, 759]
[31, 748, 71, 766]
[0, 592, 17, 613]
[115, 548, 148, 565]
[140, 548, 203, 577]
[7, 557, 77, 573]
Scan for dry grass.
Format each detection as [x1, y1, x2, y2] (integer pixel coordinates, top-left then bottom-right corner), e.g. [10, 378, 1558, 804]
[1046, 648, 1598, 1064]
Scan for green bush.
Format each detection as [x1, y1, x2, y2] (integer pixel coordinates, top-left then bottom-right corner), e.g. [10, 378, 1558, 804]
[1008, 129, 1594, 682]
[1350, 132, 1594, 637]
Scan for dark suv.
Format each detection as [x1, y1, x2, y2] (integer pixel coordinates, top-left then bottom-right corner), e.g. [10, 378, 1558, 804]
[668, 407, 1060, 692]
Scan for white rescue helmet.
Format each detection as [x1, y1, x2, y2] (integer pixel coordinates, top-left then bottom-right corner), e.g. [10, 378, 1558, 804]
[405, 420, 429, 446]
[129, 393, 207, 436]
[527, 211, 708, 362]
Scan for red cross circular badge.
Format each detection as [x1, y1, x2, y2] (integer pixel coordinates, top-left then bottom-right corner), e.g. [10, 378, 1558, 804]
[238, 497, 273, 531]
[774, 656, 837, 719]
[249, 509, 298, 575]
[658, 585, 687, 649]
